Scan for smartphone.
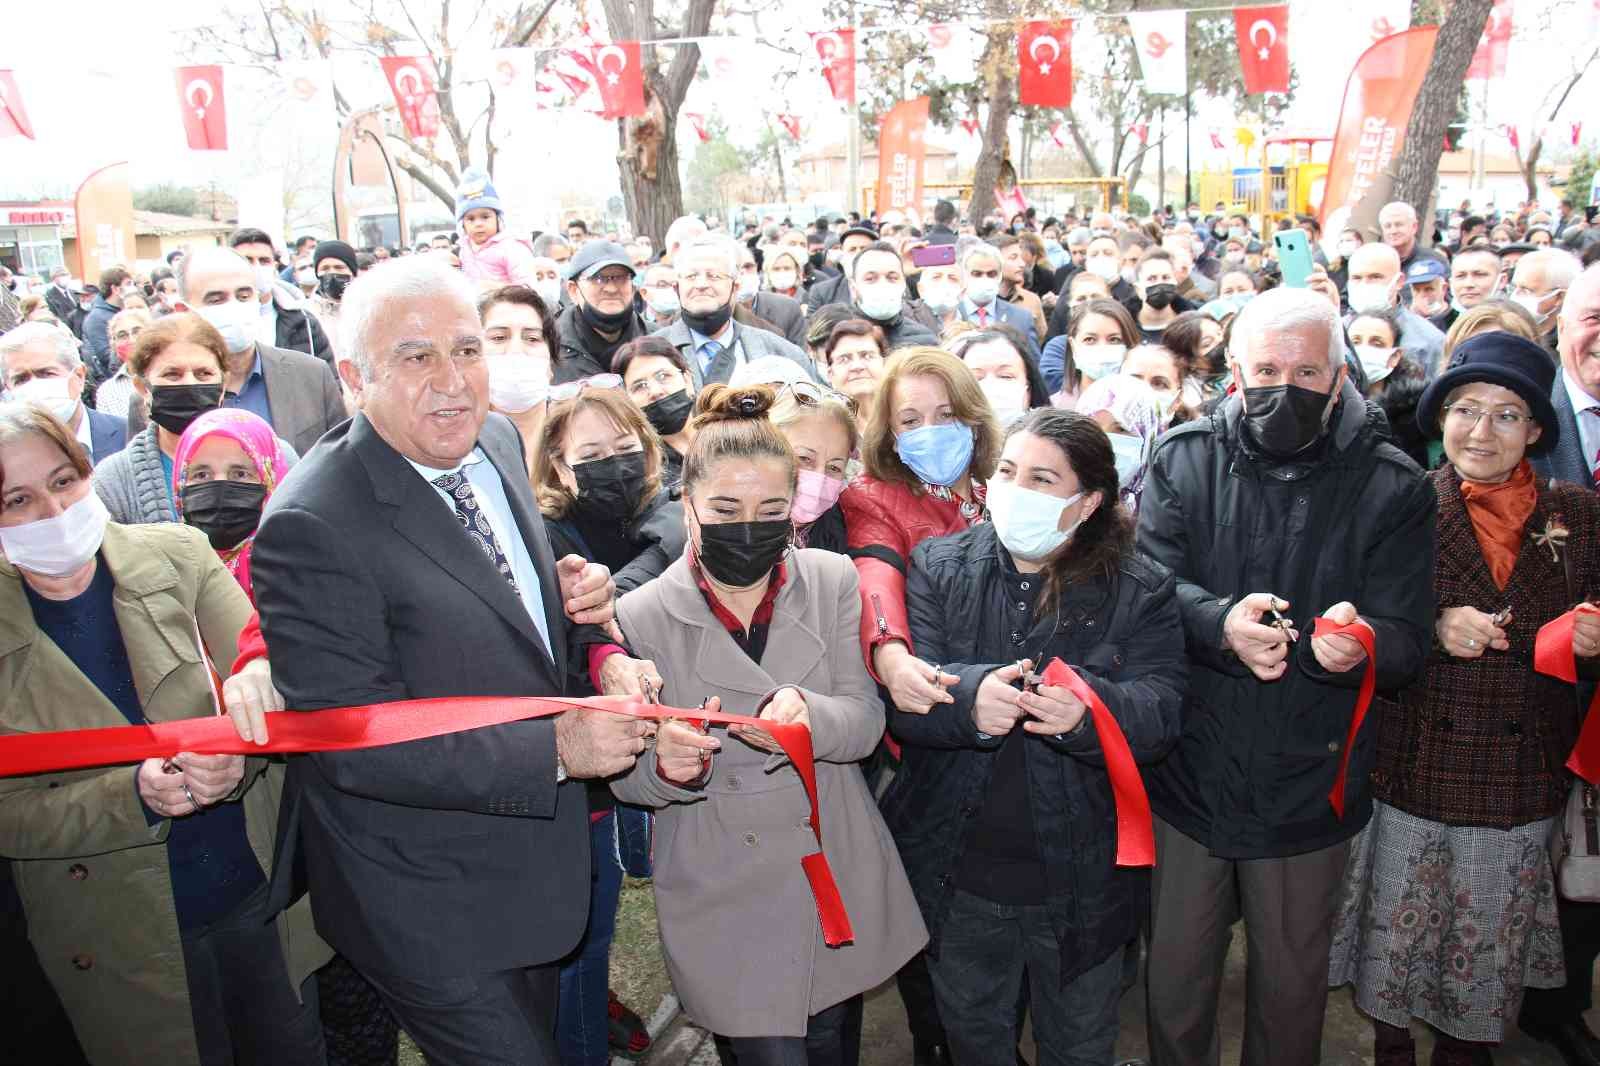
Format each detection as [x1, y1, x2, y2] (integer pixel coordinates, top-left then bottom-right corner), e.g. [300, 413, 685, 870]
[909, 244, 956, 268]
[1273, 229, 1314, 289]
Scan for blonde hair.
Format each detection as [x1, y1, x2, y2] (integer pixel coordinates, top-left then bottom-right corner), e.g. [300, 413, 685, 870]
[533, 389, 663, 519]
[682, 384, 797, 495]
[860, 346, 1000, 488]
[769, 384, 860, 456]
[1444, 299, 1540, 358]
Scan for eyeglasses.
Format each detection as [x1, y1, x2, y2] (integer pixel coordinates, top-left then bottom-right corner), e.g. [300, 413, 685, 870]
[775, 380, 857, 414]
[1442, 403, 1537, 433]
[581, 271, 634, 290]
[678, 270, 732, 287]
[627, 368, 684, 395]
[550, 373, 624, 403]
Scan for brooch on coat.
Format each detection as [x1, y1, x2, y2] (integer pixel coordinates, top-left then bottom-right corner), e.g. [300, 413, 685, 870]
[1532, 517, 1570, 562]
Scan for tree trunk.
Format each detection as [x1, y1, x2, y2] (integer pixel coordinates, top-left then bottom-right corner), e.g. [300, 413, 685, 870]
[968, 31, 1016, 228]
[1521, 138, 1543, 204]
[1062, 106, 1104, 176]
[1390, 0, 1495, 227]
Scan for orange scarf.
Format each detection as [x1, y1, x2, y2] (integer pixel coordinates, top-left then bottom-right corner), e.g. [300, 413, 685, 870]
[1458, 460, 1537, 589]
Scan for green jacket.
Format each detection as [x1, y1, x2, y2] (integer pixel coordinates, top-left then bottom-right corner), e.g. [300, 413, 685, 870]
[0, 521, 330, 1066]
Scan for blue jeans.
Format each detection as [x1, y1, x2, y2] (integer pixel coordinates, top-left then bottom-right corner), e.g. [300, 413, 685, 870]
[557, 812, 624, 1066]
[927, 889, 1123, 1066]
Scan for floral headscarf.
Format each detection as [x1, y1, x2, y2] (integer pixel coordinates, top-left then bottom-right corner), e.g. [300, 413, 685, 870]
[1076, 373, 1163, 507]
[172, 408, 285, 591]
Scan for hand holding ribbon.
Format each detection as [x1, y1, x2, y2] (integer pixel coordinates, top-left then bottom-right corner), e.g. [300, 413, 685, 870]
[1310, 616, 1376, 819]
[1535, 603, 1600, 783]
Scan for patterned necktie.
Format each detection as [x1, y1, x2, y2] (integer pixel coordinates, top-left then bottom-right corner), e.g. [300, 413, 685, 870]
[976, 305, 989, 326]
[1587, 408, 1600, 489]
[700, 339, 723, 378]
[431, 471, 519, 593]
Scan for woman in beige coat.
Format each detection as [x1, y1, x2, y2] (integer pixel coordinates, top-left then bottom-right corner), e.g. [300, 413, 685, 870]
[613, 384, 927, 1064]
[0, 403, 329, 1066]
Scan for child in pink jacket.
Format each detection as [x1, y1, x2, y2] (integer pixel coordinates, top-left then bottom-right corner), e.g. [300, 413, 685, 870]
[455, 167, 541, 288]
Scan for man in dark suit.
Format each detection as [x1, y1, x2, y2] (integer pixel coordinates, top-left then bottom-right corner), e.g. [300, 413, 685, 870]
[925, 199, 959, 246]
[1532, 266, 1600, 488]
[955, 241, 1040, 355]
[178, 246, 347, 455]
[250, 256, 660, 1065]
[43, 268, 77, 324]
[0, 321, 126, 464]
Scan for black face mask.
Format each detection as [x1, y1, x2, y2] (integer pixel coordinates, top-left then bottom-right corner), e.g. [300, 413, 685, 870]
[696, 516, 791, 588]
[148, 383, 224, 435]
[573, 451, 647, 521]
[180, 480, 267, 550]
[577, 296, 635, 335]
[679, 299, 733, 338]
[1242, 383, 1335, 459]
[642, 389, 693, 437]
[1143, 283, 1178, 310]
[317, 272, 351, 303]
[808, 250, 826, 270]
[1201, 342, 1228, 374]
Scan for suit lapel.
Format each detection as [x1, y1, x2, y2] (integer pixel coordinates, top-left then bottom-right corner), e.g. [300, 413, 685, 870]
[1551, 382, 1591, 486]
[258, 346, 308, 451]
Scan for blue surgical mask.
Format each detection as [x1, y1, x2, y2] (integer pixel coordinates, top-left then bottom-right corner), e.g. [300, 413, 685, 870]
[895, 422, 974, 487]
[986, 481, 1083, 562]
[1108, 433, 1145, 489]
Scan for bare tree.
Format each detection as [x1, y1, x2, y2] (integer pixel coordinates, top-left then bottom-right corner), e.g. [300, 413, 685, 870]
[1510, 46, 1598, 203]
[1390, 0, 1495, 219]
[597, 0, 718, 246]
[968, 19, 1017, 227]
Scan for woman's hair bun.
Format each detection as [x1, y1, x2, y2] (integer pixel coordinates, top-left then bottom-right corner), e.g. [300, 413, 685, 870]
[692, 383, 777, 427]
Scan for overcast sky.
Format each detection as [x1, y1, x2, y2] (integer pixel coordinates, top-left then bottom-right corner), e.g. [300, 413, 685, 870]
[2, 0, 1590, 225]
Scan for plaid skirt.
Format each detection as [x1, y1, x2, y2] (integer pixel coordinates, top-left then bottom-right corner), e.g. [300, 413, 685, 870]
[1328, 800, 1565, 1042]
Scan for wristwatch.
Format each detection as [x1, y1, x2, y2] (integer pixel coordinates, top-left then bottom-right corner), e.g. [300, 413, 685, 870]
[556, 749, 568, 784]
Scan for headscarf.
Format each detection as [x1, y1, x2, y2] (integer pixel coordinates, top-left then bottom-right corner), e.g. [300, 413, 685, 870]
[172, 408, 286, 595]
[1076, 373, 1163, 508]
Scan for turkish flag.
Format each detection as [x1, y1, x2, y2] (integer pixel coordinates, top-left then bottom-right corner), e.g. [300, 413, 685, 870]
[380, 56, 441, 139]
[1466, 0, 1513, 80]
[684, 111, 710, 142]
[777, 113, 802, 140]
[175, 66, 227, 150]
[1233, 6, 1290, 94]
[875, 96, 929, 217]
[1574, 121, 1584, 147]
[959, 118, 980, 138]
[1018, 21, 1073, 108]
[588, 41, 644, 119]
[0, 70, 35, 140]
[811, 30, 856, 104]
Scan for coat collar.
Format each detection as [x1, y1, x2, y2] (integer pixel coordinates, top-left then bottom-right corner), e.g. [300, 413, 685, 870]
[648, 552, 826, 698]
[1433, 464, 1565, 605]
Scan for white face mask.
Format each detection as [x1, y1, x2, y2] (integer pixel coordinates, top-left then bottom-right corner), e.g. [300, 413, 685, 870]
[0, 492, 109, 577]
[768, 270, 797, 291]
[1346, 280, 1394, 315]
[919, 280, 962, 314]
[8, 375, 79, 423]
[736, 273, 761, 302]
[1120, 265, 1138, 286]
[978, 378, 1028, 427]
[486, 355, 550, 413]
[986, 481, 1083, 562]
[1073, 342, 1126, 382]
[1085, 256, 1120, 283]
[1108, 432, 1145, 489]
[965, 277, 1000, 306]
[534, 279, 564, 310]
[1337, 241, 1359, 258]
[1511, 291, 1554, 323]
[1357, 346, 1397, 384]
[252, 265, 278, 298]
[196, 298, 259, 354]
[645, 288, 680, 317]
[856, 283, 904, 322]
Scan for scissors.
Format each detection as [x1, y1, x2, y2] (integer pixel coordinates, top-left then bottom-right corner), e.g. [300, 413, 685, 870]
[1268, 605, 1298, 644]
[645, 679, 713, 766]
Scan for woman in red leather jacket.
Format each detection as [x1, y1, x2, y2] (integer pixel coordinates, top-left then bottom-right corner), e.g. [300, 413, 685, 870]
[839, 345, 1001, 1065]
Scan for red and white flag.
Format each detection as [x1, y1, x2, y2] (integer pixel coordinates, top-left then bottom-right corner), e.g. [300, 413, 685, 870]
[1233, 6, 1290, 95]
[1574, 121, 1584, 147]
[1505, 124, 1521, 151]
[380, 56, 441, 139]
[1466, 0, 1513, 80]
[811, 30, 856, 104]
[1365, 0, 1410, 43]
[587, 42, 644, 118]
[282, 60, 333, 113]
[1018, 21, 1074, 108]
[927, 23, 982, 84]
[1126, 11, 1187, 97]
[1131, 123, 1150, 144]
[1209, 128, 1226, 150]
[777, 113, 802, 140]
[0, 70, 35, 140]
[684, 111, 711, 142]
[175, 65, 227, 150]
[959, 118, 980, 138]
[1049, 122, 1067, 149]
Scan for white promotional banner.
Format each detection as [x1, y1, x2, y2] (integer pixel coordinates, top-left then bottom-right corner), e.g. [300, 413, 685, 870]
[281, 60, 333, 114]
[927, 23, 983, 84]
[1125, 11, 1187, 97]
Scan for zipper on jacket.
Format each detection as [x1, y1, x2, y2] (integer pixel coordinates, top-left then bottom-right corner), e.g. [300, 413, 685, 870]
[870, 593, 889, 639]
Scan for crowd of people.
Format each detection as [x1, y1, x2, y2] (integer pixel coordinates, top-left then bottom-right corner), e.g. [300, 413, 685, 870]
[1, 171, 1599, 1066]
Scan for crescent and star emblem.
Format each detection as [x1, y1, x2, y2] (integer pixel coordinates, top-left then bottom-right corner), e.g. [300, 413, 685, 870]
[1029, 34, 1061, 76]
[1250, 19, 1278, 61]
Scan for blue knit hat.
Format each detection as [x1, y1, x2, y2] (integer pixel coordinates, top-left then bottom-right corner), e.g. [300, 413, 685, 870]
[455, 167, 502, 223]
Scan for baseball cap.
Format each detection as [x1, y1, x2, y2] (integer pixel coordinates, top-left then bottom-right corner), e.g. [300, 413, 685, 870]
[566, 241, 636, 282]
[1405, 257, 1448, 284]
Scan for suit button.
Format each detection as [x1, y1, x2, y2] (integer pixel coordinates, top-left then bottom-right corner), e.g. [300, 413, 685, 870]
[1011, 631, 1024, 645]
[743, 832, 759, 847]
[71, 954, 93, 971]
[1020, 581, 1030, 591]
[1015, 601, 1027, 611]
[1327, 741, 1339, 754]
[68, 864, 87, 882]
[727, 774, 742, 791]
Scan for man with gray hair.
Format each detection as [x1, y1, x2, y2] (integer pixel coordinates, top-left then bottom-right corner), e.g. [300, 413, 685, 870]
[1137, 285, 1437, 1066]
[1379, 199, 1445, 274]
[0, 320, 127, 463]
[1345, 242, 1446, 375]
[250, 255, 660, 1065]
[1510, 246, 1583, 353]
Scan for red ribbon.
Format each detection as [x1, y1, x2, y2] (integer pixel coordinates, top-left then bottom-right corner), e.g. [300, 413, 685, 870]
[1311, 617, 1377, 819]
[0, 693, 854, 948]
[1535, 605, 1600, 784]
[1037, 658, 1155, 867]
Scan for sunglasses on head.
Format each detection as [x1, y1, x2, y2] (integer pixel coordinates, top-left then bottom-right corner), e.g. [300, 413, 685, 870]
[549, 373, 624, 403]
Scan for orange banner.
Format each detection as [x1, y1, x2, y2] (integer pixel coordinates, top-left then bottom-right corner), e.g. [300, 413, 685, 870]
[74, 162, 134, 284]
[875, 97, 929, 220]
[1319, 27, 1438, 229]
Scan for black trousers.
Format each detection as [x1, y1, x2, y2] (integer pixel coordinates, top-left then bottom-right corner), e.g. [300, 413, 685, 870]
[361, 962, 559, 1066]
[1520, 893, 1600, 1026]
[180, 885, 327, 1066]
[713, 995, 863, 1066]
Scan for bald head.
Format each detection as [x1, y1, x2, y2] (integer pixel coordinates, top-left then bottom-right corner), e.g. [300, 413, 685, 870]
[1347, 242, 1401, 283]
[177, 245, 254, 306]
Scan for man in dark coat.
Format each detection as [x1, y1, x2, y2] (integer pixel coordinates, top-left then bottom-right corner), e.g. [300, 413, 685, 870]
[1135, 286, 1437, 1066]
[553, 241, 648, 383]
